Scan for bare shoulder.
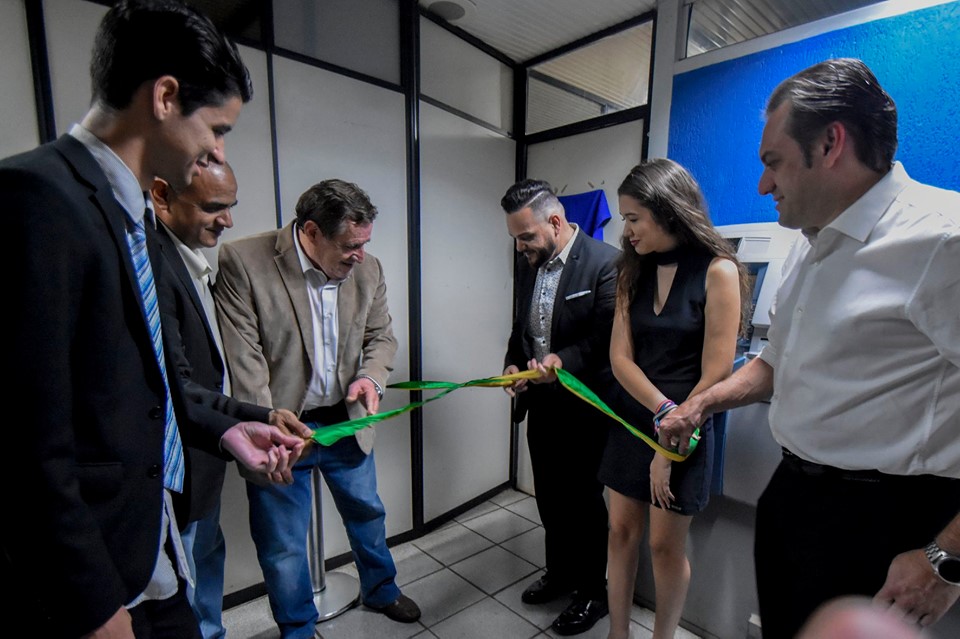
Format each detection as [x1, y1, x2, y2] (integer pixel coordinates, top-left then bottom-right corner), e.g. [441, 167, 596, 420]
[705, 256, 739, 292]
[707, 256, 739, 278]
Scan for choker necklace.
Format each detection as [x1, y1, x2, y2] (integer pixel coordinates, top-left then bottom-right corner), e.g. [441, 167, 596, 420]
[652, 246, 682, 265]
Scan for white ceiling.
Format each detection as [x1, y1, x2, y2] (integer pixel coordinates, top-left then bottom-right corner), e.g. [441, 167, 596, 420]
[419, 0, 656, 63]
[419, 0, 889, 63]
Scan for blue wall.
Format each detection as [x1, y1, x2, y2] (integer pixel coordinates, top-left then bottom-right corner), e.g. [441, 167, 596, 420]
[669, 1, 960, 226]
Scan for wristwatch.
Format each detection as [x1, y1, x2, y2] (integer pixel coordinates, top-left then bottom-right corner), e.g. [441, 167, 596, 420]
[355, 374, 384, 400]
[924, 541, 960, 586]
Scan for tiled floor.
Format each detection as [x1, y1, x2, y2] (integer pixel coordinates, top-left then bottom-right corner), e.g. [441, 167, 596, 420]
[223, 488, 701, 639]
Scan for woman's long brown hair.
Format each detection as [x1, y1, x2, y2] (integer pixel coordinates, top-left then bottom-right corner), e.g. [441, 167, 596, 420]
[616, 159, 751, 335]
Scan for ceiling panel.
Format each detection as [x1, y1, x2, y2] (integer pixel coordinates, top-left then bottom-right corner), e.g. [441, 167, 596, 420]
[686, 0, 885, 57]
[419, 0, 656, 62]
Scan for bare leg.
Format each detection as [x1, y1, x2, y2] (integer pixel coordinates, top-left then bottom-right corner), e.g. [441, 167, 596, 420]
[648, 507, 693, 639]
[607, 490, 648, 639]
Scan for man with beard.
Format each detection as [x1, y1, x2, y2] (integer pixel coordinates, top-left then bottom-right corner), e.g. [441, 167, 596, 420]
[499, 179, 619, 635]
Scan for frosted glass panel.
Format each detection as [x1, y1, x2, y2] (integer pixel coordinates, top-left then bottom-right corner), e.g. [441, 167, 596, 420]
[527, 20, 652, 134]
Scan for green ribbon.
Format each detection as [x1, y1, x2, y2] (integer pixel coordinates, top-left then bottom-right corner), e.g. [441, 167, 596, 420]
[307, 368, 699, 461]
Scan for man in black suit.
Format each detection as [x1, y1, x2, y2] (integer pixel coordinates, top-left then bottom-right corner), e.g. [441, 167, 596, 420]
[1, 2, 302, 638]
[152, 161, 288, 639]
[500, 179, 619, 636]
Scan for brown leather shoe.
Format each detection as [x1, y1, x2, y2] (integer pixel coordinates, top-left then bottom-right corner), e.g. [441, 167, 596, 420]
[373, 594, 421, 623]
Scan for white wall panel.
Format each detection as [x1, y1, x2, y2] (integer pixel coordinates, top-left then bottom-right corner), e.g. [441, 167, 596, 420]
[419, 101, 515, 520]
[0, 0, 39, 156]
[273, 55, 412, 557]
[209, 46, 278, 251]
[44, 0, 106, 134]
[527, 120, 644, 249]
[274, 0, 400, 85]
[420, 17, 513, 133]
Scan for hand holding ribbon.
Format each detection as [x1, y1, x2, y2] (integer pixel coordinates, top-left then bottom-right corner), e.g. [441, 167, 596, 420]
[305, 366, 700, 461]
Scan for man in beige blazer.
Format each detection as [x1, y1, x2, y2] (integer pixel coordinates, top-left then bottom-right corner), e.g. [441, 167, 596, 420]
[215, 179, 420, 638]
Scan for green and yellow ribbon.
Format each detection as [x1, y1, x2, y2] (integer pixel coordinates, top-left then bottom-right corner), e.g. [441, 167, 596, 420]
[307, 368, 700, 462]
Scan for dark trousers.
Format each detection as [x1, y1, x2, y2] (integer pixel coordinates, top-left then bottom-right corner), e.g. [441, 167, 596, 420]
[755, 453, 960, 639]
[526, 385, 610, 599]
[129, 580, 202, 639]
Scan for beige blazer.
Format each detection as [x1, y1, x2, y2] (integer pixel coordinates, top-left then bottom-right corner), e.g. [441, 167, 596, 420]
[214, 221, 397, 454]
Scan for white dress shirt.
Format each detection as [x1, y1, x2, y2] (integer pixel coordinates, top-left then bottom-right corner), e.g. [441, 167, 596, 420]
[759, 163, 960, 477]
[293, 225, 344, 409]
[161, 224, 231, 396]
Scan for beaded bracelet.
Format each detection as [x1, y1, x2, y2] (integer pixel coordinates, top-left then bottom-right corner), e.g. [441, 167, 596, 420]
[654, 399, 675, 416]
[652, 400, 677, 436]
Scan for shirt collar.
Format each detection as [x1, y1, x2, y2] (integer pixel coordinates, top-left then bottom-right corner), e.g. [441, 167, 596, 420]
[68, 123, 153, 226]
[160, 221, 212, 282]
[823, 162, 910, 244]
[543, 224, 579, 271]
[292, 223, 346, 286]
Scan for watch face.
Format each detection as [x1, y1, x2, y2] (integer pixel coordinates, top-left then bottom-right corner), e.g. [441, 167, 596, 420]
[940, 557, 960, 584]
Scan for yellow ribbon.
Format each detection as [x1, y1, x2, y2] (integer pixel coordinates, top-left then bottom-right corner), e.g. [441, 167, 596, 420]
[307, 367, 699, 462]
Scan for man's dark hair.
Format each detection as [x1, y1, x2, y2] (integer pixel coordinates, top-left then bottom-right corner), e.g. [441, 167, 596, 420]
[767, 58, 897, 173]
[91, 0, 253, 115]
[500, 179, 562, 219]
[295, 179, 378, 238]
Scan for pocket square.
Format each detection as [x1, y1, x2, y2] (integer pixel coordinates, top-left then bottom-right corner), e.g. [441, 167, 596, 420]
[565, 290, 591, 300]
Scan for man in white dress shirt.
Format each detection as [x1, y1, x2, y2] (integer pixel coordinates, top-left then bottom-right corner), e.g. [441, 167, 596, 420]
[658, 58, 960, 638]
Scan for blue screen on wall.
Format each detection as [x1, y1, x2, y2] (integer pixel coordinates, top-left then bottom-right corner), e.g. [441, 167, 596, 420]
[668, 1, 960, 226]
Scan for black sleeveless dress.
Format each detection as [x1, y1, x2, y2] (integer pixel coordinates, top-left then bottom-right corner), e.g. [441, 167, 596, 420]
[598, 246, 715, 515]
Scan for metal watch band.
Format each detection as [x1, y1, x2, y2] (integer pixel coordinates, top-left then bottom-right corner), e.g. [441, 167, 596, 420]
[925, 541, 960, 586]
[356, 374, 384, 399]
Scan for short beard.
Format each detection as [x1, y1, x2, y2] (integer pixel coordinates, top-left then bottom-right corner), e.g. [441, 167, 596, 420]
[526, 239, 556, 269]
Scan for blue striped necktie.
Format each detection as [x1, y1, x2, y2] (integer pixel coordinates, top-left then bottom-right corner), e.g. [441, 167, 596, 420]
[127, 217, 184, 492]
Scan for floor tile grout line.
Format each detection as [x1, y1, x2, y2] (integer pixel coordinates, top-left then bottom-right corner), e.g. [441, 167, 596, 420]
[401, 497, 546, 634]
[458, 513, 541, 546]
[447, 557, 540, 599]
[227, 491, 555, 638]
[454, 501, 508, 524]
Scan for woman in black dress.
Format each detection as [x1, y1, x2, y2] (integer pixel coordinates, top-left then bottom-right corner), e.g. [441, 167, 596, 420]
[600, 159, 748, 639]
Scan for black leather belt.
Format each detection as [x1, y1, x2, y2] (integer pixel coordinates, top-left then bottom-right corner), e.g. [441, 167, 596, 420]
[300, 401, 347, 425]
[781, 448, 885, 483]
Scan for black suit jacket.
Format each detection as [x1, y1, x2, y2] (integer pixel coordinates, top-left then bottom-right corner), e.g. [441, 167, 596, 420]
[505, 231, 620, 420]
[1, 135, 247, 637]
[154, 224, 270, 524]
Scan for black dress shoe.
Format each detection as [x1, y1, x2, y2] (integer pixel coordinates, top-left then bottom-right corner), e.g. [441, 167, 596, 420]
[521, 575, 574, 604]
[372, 594, 421, 623]
[551, 596, 608, 636]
